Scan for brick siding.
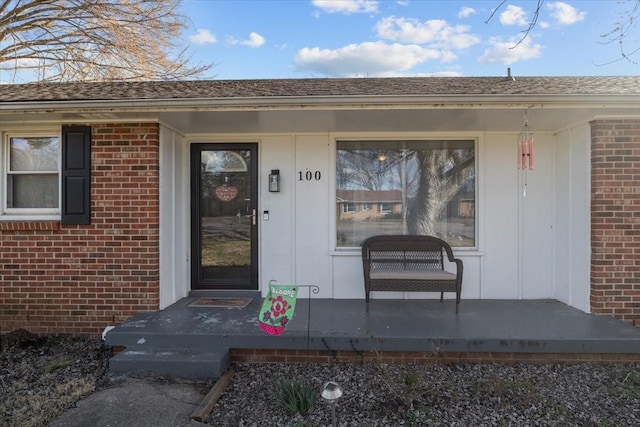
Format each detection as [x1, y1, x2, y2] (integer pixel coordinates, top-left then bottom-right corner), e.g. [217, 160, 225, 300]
[0, 123, 160, 337]
[591, 119, 640, 326]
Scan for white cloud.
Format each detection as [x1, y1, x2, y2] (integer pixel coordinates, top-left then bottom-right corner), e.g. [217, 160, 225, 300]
[228, 32, 266, 48]
[189, 29, 217, 45]
[295, 41, 450, 77]
[478, 37, 543, 65]
[432, 70, 464, 77]
[546, 2, 586, 25]
[381, 70, 465, 77]
[499, 5, 529, 26]
[242, 32, 266, 48]
[375, 16, 480, 49]
[458, 7, 476, 19]
[438, 50, 458, 63]
[312, 0, 378, 14]
[396, 0, 410, 6]
[0, 57, 41, 68]
[0, 59, 41, 84]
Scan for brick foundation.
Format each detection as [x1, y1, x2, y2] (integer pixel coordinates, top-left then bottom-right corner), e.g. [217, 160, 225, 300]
[591, 119, 640, 326]
[230, 349, 640, 364]
[0, 123, 160, 337]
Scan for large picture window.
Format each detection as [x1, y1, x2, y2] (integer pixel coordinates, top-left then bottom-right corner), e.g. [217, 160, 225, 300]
[336, 139, 475, 248]
[4, 134, 60, 212]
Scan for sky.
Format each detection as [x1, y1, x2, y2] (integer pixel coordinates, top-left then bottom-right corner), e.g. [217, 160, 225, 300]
[179, 0, 640, 79]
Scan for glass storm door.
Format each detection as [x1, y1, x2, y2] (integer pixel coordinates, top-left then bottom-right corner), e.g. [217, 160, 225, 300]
[191, 144, 258, 289]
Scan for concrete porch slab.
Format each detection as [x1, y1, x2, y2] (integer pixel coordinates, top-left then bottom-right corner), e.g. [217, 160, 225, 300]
[105, 298, 640, 355]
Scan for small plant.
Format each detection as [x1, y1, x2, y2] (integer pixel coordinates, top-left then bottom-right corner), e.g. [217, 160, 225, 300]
[371, 348, 435, 411]
[376, 361, 426, 410]
[46, 357, 73, 372]
[273, 378, 317, 416]
[609, 369, 640, 399]
[623, 370, 640, 386]
[405, 409, 431, 426]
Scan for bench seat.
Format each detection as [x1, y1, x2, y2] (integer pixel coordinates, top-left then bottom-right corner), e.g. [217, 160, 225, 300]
[362, 235, 464, 312]
[369, 270, 457, 281]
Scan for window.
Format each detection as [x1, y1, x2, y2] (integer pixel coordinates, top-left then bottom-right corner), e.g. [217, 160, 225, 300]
[2, 126, 91, 224]
[336, 139, 476, 248]
[342, 202, 356, 213]
[4, 133, 60, 214]
[379, 203, 394, 213]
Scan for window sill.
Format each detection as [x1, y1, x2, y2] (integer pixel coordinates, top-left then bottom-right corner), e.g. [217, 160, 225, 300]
[0, 220, 61, 231]
[330, 248, 484, 257]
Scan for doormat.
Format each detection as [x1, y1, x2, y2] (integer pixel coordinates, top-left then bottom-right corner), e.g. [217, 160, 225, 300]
[189, 297, 253, 308]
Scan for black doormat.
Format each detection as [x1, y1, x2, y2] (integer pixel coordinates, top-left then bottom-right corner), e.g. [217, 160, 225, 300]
[188, 297, 253, 308]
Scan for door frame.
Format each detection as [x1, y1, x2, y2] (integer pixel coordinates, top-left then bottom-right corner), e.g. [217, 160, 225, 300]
[190, 143, 259, 290]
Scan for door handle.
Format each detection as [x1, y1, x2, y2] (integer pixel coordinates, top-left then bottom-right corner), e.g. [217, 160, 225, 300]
[245, 209, 256, 225]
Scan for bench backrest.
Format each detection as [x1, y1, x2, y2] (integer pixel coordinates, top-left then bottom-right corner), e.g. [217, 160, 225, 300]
[362, 235, 453, 272]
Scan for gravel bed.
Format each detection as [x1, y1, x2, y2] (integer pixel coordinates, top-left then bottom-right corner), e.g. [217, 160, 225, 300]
[206, 362, 640, 426]
[0, 330, 111, 427]
[2, 329, 639, 426]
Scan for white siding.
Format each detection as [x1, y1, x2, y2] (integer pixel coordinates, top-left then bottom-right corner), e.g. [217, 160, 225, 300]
[520, 134, 555, 299]
[554, 124, 591, 312]
[259, 136, 295, 290]
[482, 133, 520, 298]
[292, 135, 332, 298]
[159, 126, 189, 308]
[161, 126, 592, 313]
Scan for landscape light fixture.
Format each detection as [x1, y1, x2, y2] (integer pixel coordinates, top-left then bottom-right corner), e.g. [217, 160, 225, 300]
[321, 381, 343, 427]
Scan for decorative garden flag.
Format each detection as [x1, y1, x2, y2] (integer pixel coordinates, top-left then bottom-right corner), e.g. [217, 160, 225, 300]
[259, 282, 298, 336]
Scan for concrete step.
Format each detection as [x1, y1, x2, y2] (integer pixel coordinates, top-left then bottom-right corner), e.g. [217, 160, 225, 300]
[109, 347, 230, 380]
[105, 330, 228, 351]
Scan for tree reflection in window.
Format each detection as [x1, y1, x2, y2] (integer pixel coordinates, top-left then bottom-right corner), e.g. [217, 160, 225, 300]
[336, 140, 475, 247]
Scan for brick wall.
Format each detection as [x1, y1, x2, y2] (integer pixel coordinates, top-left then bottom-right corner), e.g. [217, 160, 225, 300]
[0, 123, 160, 337]
[591, 119, 640, 326]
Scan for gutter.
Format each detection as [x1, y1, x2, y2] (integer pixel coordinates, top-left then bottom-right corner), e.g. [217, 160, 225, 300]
[2, 94, 640, 115]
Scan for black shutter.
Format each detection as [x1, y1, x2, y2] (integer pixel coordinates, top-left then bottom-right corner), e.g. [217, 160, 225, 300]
[61, 125, 91, 225]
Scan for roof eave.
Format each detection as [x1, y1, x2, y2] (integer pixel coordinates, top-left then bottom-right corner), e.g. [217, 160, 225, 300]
[1, 93, 639, 115]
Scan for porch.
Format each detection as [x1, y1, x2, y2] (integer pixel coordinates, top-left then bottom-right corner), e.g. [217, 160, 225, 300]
[104, 293, 640, 379]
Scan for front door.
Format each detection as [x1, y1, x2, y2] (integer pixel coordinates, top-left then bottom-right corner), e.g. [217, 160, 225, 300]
[191, 144, 258, 289]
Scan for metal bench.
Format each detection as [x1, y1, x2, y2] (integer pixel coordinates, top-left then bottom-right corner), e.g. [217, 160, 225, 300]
[361, 235, 463, 312]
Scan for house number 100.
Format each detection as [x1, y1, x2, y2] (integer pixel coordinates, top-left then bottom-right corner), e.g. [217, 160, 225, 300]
[298, 170, 322, 181]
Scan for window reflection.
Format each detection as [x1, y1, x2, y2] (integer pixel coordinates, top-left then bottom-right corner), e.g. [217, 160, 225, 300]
[336, 140, 475, 247]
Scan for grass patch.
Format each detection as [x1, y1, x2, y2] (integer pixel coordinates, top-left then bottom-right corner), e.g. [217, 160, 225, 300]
[7, 378, 96, 427]
[609, 369, 640, 400]
[273, 378, 317, 416]
[45, 357, 73, 372]
[201, 237, 250, 266]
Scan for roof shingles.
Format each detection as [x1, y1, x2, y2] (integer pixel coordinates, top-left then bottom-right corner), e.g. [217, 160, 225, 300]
[1, 76, 639, 103]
